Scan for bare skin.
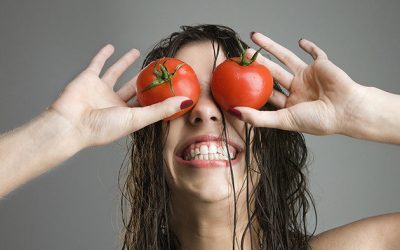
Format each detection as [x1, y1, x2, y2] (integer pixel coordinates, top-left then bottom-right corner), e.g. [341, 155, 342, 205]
[240, 33, 400, 144]
[0, 45, 191, 197]
[162, 41, 259, 249]
[0, 31, 400, 249]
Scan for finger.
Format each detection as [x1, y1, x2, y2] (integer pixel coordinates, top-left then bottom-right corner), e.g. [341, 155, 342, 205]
[251, 32, 307, 72]
[127, 97, 140, 108]
[268, 90, 288, 109]
[116, 74, 138, 102]
[298, 38, 328, 60]
[127, 96, 193, 131]
[230, 106, 297, 131]
[102, 48, 140, 88]
[86, 44, 115, 75]
[245, 48, 293, 90]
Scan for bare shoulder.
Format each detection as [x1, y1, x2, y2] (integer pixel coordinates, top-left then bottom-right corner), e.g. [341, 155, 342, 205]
[309, 212, 400, 250]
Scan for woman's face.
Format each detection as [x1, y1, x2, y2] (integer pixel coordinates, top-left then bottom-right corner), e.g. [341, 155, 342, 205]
[162, 40, 255, 202]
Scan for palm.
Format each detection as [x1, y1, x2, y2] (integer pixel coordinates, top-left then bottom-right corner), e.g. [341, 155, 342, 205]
[284, 60, 358, 134]
[242, 33, 364, 135]
[49, 45, 143, 147]
[48, 45, 188, 148]
[52, 71, 125, 121]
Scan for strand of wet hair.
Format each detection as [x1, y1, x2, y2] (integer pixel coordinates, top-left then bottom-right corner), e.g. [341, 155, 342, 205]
[213, 39, 239, 250]
[245, 122, 254, 250]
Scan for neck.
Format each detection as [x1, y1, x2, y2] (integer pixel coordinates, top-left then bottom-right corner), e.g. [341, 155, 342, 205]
[169, 190, 260, 250]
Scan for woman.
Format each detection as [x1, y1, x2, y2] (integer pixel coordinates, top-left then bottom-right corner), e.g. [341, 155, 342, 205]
[122, 25, 315, 249]
[0, 24, 399, 249]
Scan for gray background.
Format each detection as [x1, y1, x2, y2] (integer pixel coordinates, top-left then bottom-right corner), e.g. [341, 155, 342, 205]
[1, 0, 399, 249]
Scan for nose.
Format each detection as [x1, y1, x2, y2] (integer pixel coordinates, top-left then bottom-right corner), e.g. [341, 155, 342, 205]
[188, 93, 222, 126]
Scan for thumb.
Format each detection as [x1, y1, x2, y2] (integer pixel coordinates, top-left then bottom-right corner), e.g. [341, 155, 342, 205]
[128, 96, 193, 130]
[231, 106, 294, 130]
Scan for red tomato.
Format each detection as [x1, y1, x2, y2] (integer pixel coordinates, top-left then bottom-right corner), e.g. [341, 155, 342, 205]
[136, 58, 200, 121]
[211, 56, 273, 110]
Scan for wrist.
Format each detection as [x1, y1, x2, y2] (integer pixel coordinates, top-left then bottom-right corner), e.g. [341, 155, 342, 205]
[338, 82, 370, 138]
[338, 84, 400, 143]
[0, 109, 85, 196]
[40, 107, 86, 155]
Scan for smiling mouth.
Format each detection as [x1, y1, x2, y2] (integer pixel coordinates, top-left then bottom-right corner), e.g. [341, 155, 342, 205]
[175, 150, 242, 168]
[181, 152, 237, 161]
[180, 142, 238, 161]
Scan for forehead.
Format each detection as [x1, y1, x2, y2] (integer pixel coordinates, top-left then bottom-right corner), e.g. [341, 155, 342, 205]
[174, 40, 227, 90]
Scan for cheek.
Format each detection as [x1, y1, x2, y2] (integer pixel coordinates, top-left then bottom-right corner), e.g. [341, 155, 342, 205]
[161, 120, 182, 182]
[223, 113, 246, 132]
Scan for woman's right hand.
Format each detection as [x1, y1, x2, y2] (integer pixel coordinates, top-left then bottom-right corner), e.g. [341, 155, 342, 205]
[48, 44, 191, 148]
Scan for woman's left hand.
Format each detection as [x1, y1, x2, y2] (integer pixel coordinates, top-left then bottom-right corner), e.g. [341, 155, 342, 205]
[232, 32, 367, 136]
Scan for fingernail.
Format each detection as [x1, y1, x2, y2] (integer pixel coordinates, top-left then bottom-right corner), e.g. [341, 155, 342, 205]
[298, 38, 304, 43]
[180, 99, 193, 109]
[228, 108, 242, 119]
[250, 31, 256, 38]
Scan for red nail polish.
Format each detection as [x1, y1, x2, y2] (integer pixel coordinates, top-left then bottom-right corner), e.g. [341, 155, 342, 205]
[180, 99, 193, 109]
[228, 108, 242, 119]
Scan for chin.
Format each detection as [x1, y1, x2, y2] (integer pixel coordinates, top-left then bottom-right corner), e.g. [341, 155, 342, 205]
[165, 156, 247, 203]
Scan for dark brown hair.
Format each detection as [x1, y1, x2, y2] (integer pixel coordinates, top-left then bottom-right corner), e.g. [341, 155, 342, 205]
[119, 24, 317, 250]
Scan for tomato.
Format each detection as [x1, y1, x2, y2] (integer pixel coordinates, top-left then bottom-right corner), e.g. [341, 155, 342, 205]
[136, 57, 200, 121]
[211, 49, 273, 111]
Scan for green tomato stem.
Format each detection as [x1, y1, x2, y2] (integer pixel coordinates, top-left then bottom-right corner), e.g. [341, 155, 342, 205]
[233, 34, 263, 66]
[141, 60, 185, 96]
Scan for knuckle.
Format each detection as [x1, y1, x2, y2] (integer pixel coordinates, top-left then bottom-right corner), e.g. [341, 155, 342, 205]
[147, 103, 170, 120]
[274, 69, 286, 82]
[88, 61, 100, 70]
[259, 56, 269, 67]
[162, 105, 177, 118]
[310, 48, 318, 59]
[247, 112, 259, 127]
[281, 109, 298, 130]
[120, 57, 130, 69]
[281, 53, 293, 64]
[263, 42, 275, 52]
[106, 70, 118, 81]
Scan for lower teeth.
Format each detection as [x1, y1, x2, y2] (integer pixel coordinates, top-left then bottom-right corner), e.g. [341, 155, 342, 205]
[184, 154, 235, 161]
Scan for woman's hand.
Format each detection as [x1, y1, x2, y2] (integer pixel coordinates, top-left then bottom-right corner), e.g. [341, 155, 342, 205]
[234, 32, 367, 136]
[49, 44, 191, 148]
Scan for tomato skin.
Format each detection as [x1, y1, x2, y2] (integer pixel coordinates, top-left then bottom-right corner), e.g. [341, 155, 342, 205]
[136, 58, 200, 121]
[211, 57, 273, 110]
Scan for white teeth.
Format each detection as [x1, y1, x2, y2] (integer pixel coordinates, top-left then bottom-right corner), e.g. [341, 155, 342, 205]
[183, 143, 237, 161]
[200, 145, 208, 154]
[222, 146, 228, 155]
[185, 153, 231, 161]
[209, 144, 217, 154]
[184, 150, 235, 161]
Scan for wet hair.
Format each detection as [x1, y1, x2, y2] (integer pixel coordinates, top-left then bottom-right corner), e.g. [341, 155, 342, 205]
[119, 24, 317, 249]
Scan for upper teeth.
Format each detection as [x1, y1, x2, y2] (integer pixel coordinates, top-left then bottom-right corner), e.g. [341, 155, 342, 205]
[183, 142, 237, 161]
